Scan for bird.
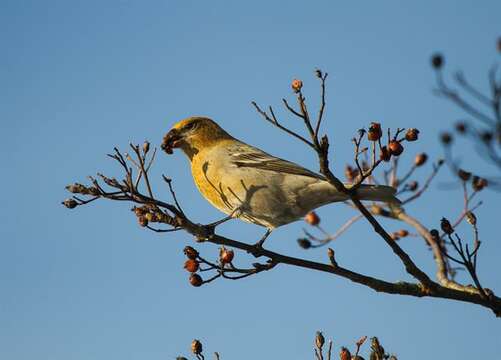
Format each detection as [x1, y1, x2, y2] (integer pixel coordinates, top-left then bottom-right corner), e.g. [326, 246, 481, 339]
[161, 116, 399, 245]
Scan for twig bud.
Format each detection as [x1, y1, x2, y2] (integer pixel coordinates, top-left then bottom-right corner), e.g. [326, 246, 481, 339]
[66, 183, 89, 194]
[457, 169, 471, 181]
[62, 198, 78, 209]
[356, 335, 368, 347]
[143, 141, 150, 154]
[315, 69, 323, 78]
[431, 53, 444, 69]
[440, 218, 454, 235]
[327, 248, 337, 267]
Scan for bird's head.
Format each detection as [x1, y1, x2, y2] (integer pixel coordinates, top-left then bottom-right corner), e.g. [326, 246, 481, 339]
[161, 117, 233, 159]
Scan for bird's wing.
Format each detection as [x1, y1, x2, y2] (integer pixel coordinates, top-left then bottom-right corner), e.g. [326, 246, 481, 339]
[230, 145, 325, 180]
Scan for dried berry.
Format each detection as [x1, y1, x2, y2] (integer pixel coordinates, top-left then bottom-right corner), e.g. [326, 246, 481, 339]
[189, 274, 203, 287]
[440, 132, 453, 145]
[315, 331, 325, 349]
[481, 131, 493, 143]
[138, 216, 148, 227]
[66, 183, 89, 194]
[344, 165, 358, 182]
[291, 79, 303, 93]
[388, 141, 404, 156]
[367, 122, 383, 141]
[407, 181, 418, 191]
[184, 259, 199, 273]
[457, 169, 471, 181]
[297, 238, 312, 249]
[143, 141, 150, 154]
[62, 198, 78, 209]
[219, 248, 234, 264]
[431, 53, 444, 69]
[405, 128, 420, 142]
[305, 211, 320, 226]
[191, 339, 203, 355]
[455, 122, 467, 133]
[184, 246, 199, 259]
[414, 153, 428, 167]
[465, 211, 477, 226]
[340, 347, 352, 360]
[379, 146, 391, 162]
[440, 218, 454, 235]
[472, 176, 488, 191]
[397, 229, 409, 237]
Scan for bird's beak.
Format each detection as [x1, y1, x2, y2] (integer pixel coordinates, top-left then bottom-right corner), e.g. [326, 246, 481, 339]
[161, 128, 183, 155]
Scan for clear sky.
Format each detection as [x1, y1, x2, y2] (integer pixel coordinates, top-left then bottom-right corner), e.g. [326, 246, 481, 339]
[1, 1, 500, 359]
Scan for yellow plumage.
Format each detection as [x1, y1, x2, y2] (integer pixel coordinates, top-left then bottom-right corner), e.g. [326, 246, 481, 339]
[162, 117, 399, 230]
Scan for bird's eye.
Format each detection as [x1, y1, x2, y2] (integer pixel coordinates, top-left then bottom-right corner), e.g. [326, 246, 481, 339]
[184, 122, 197, 131]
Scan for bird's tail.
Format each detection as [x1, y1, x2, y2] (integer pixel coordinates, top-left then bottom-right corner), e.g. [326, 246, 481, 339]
[351, 184, 401, 204]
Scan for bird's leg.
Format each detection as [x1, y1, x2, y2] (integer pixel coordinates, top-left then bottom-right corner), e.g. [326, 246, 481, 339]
[206, 207, 243, 228]
[248, 228, 273, 257]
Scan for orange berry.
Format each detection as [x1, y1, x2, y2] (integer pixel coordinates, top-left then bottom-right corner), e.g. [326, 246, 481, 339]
[388, 140, 404, 156]
[379, 146, 391, 162]
[305, 211, 320, 226]
[184, 259, 199, 273]
[405, 128, 420, 141]
[189, 274, 203, 287]
[220, 248, 234, 264]
[291, 79, 303, 92]
[414, 153, 428, 166]
[367, 122, 382, 141]
[340, 347, 351, 360]
[397, 229, 409, 237]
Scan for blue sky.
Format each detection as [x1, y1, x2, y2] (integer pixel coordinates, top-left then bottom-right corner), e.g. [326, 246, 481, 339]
[1, 1, 500, 359]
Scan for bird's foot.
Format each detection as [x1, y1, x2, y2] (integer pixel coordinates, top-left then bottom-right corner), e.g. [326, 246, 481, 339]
[247, 229, 272, 258]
